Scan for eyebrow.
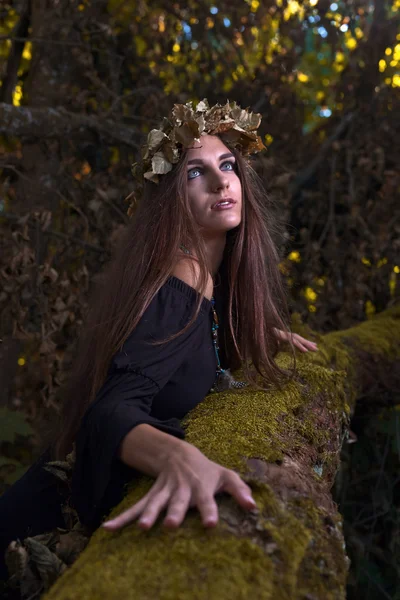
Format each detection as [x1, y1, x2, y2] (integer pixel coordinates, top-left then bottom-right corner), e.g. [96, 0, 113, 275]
[187, 152, 235, 166]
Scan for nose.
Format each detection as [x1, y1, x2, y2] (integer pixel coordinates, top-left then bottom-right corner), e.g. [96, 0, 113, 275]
[210, 170, 230, 193]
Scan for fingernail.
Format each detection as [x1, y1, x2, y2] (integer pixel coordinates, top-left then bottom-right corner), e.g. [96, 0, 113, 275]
[138, 519, 149, 527]
[102, 520, 115, 527]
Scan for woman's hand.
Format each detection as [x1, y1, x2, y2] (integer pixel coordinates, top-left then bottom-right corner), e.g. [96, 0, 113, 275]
[273, 328, 318, 353]
[102, 444, 256, 531]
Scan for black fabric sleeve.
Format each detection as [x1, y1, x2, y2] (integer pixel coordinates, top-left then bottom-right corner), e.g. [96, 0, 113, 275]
[71, 279, 209, 526]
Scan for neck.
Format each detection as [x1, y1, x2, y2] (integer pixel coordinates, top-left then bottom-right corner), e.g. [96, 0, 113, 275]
[203, 233, 226, 278]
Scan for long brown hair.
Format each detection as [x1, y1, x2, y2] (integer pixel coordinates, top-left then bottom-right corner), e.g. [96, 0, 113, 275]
[52, 137, 296, 460]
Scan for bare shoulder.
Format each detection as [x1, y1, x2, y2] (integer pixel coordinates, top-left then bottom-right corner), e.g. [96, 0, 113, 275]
[172, 256, 213, 301]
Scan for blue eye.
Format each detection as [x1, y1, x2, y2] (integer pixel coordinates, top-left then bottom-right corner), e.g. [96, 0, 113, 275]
[188, 161, 236, 180]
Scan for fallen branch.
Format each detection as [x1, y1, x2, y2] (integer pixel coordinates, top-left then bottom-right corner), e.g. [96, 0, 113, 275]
[44, 305, 400, 600]
[0, 103, 140, 149]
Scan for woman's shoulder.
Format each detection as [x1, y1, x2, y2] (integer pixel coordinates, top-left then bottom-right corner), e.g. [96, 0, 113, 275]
[172, 255, 213, 302]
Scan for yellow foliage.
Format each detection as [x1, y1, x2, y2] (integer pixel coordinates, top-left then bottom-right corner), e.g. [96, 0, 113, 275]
[12, 84, 23, 107]
[304, 287, 317, 302]
[345, 37, 357, 51]
[389, 272, 397, 296]
[392, 74, 400, 87]
[361, 257, 371, 267]
[354, 27, 364, 39]
[223, 77, 234, 92]
[297, 72, 309, 82]
[365, 300, 376, 318]
[288, 251, 301, 263]
[17, 357, 26, 366]
[135, 36, 147, 56]
[22, 41, 32, 60]
[379, 59, 387, 72]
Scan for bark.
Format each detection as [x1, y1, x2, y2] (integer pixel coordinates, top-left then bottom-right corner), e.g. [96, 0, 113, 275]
[42, 305, 400, 600]
[0, 103, 138, 149]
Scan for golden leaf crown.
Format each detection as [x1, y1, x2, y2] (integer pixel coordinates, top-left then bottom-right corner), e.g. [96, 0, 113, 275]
[131, 97, 266, 189]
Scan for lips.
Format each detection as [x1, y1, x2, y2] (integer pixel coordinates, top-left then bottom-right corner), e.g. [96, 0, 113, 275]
[211, 197, 237, 209]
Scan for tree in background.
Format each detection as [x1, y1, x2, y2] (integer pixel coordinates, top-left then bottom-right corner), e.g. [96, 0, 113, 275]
[0, 1, 399, 598]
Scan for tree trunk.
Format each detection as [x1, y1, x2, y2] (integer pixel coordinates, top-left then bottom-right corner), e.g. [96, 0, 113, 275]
[43, 305, 400, 600]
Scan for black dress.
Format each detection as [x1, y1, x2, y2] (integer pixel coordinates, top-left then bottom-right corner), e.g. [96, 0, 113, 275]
[0, 275, 225, 580]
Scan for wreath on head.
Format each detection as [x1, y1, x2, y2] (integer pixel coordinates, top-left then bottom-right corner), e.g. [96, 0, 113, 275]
[127, 98, 266, 216]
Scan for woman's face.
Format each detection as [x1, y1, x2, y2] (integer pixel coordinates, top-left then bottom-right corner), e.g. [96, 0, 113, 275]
[185, 134, 242, 236]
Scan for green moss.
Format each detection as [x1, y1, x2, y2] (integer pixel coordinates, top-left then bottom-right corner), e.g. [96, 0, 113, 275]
[46, 518, 275, 600]
[44, 307, 400, 600]
[46, 481, 348, 600]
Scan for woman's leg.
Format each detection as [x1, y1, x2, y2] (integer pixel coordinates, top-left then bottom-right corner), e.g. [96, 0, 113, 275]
[0, 450, 66, 581]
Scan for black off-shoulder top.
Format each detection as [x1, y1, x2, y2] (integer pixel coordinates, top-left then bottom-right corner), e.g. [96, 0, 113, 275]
[71, 275, 219, 528]
[0, 275, 226, 579]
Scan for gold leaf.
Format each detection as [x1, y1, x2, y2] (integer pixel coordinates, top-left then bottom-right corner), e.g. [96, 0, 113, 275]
[151, 152, 173, 175]
[144, 170, 159, 183]
[175, 122, 198, 147]
[172, 104, 193, 125]
[196, 98, 209, 112]
[195, 114, 206, 134]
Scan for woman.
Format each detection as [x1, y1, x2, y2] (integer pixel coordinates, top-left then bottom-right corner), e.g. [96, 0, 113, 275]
[0, 99, 317, 581]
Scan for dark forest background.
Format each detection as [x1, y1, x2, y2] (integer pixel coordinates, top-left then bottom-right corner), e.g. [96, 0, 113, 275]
[0, 0, 399, 598]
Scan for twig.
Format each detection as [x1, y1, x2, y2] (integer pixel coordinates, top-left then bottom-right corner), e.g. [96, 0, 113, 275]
[290, 110, 358, 200]
[0, 211, 107, 254]
[0, 103, 140, 149]
[95, 187, 130, 224]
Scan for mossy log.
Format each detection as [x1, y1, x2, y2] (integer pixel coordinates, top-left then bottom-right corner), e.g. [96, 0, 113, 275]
[45, 305, 400, 600]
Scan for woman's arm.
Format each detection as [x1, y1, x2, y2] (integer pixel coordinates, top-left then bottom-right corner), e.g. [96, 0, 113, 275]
[103, 423, 257, 531]
[117, 423, 183, 476]
[273, 328, 319, 352]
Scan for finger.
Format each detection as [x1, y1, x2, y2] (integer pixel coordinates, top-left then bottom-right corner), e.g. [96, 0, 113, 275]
[163, 487, 191, 529]
[195, 492, 219, 528]
[294, 335, 318, 350]
[294, 341, 309, 352]
[102, 476, 166, 530]
[273, 328, 288, 342]
[220, 472, 257, 510]
[136, 488, 172, 530]
[101, 494, 150, 530]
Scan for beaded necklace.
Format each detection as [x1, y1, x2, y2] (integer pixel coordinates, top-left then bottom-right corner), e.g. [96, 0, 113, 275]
[179, 244, 247, 393]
